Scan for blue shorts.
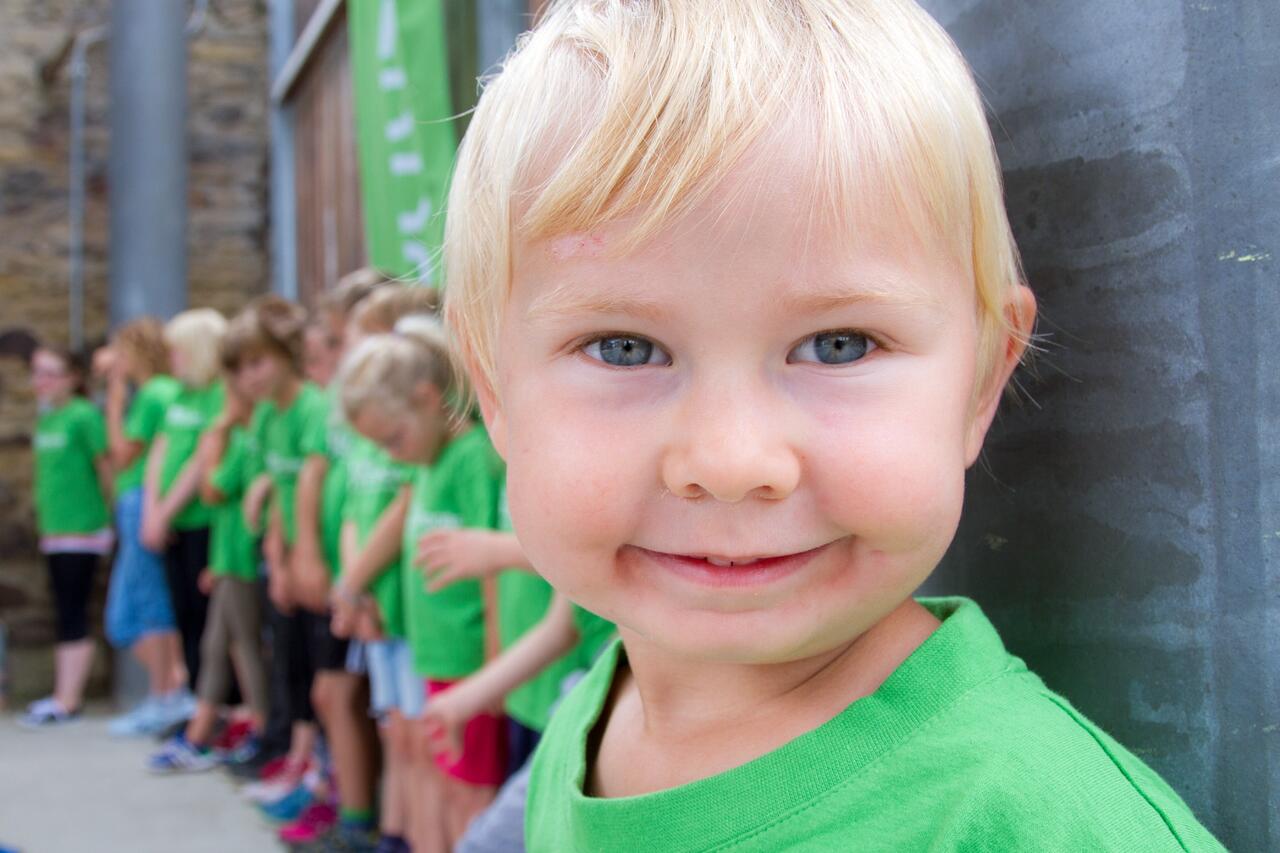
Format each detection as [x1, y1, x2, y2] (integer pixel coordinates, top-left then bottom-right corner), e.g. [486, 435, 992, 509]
[365, 637, 425, 720]
[104, 488, 176, 649]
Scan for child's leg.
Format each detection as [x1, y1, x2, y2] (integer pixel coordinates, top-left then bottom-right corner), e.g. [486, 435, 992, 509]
[47, 552, 98, 711]
[223, 578, 269, 729]
[379, 712, 410, 840]
[410, 717, 450, 853]
[133, 630, 181, 695]
[187, 579, 234, 745]
[312, 669, 378, 823]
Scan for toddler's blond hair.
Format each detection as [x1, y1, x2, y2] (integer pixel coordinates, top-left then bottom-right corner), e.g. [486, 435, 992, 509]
[338, 314, 458, 423]
[444, 0, 1027, 399]
[164, 308, 227, 388]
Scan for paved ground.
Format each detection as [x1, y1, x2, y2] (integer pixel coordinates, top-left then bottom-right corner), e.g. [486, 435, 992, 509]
[0, 707, 280, 853]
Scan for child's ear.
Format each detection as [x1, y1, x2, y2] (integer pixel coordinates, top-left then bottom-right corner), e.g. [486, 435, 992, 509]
[964, 284, 1037, 466]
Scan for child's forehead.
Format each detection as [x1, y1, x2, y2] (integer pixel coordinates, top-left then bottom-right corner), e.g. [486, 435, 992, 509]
[517, 129, 963, 281]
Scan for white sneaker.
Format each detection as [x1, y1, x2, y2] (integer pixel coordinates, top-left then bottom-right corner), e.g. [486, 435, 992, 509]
[18, 697, 80, 729]
[107, 696, 166, 737]
[154, 687, 197, 727]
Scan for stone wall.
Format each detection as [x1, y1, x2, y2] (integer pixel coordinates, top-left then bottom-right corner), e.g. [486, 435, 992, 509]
[0, 0, 270, 705]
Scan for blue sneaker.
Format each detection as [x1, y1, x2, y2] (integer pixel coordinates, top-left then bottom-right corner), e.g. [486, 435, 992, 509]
[147, 734, 217, 774]
[260, 782, 317, 823]
[107, 696, 165, 737]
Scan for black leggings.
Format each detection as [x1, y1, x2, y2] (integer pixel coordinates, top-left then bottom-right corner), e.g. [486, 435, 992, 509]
[267, 600, 316, 725]
[164, 527, 211, 687]
[46, 552, 100, 642]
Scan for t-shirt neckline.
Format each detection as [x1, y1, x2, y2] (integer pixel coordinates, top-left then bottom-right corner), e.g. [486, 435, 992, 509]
[560, 597, 1016, 850]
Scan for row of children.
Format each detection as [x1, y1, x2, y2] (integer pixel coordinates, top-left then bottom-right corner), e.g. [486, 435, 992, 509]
[25, 274, 614, 852]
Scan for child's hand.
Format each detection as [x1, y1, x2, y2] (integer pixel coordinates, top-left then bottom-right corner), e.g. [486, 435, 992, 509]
[243, 478, 272, 532]
[416, 529, 504, 591]
[329, 581, 361, 637]
[291, 548, 331, 613]
[355, 602, 384, 642]
[197, 568, 215, 595]
[421, 688, 476, 764]
[268, 565, 294, 614]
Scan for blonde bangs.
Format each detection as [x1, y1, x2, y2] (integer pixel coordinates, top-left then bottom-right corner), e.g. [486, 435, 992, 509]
[445, 0, 1027, 395]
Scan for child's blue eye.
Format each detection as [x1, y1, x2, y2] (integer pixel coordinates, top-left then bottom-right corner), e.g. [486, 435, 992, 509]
[583, 335, 672, 367]
[789, 330, 876, 365]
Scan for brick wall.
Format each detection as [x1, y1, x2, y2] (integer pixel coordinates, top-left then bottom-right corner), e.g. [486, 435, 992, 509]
[0, 0, 270, 704]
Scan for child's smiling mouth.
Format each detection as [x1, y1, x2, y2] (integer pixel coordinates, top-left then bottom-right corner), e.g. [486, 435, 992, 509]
[624, 541, 840, 588]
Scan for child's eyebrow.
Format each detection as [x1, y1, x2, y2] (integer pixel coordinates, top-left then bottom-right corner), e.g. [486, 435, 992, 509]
[781, 277, 946, 315]
[525, 286, 669, 324]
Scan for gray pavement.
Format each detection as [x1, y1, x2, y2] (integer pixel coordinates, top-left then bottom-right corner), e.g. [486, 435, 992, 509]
[0, 708, 280, 853]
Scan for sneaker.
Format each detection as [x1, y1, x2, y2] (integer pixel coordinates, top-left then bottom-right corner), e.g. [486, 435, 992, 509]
[278, 801, 337, 845]
[228, 749, 285, 781]
[243, 759, 308, 803]
[372, 837, 410, 853]
[220, 732, 263, 766]
[147, 734, 217, 774]
[18, 697, 79, 729]
[214, 718, 253, 752]
[317, 824, 379, 853]
[260, 782, 317, 823]
[153, 687, 197, 729]
[107, 696, 167, 738]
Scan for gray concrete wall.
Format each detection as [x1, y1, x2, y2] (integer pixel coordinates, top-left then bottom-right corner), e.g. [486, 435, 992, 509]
[918, 2, 1279, 849]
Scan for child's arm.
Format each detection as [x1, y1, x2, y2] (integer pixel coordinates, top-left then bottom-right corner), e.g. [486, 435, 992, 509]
[423, 593, 579, 760]
[417, 528, 534, 590]
[140, 436, 168, 550]
[265, 505, 292, 613]
[104, 369, 142, 474]
[330, 486, 410, 633]
[151, 450, 205, 530]
[292, 455, 331, 609]
[198, 416, 236, 506]
[242, 473, 274, 533]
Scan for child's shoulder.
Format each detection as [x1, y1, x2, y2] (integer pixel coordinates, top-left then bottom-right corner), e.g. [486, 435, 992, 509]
[528, 600, 1223, 853]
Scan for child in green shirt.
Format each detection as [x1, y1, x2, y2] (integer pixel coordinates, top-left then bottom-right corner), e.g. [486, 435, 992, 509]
[336, 313, 504, 852]
[96, 318, 185, 738]
[141, 308, 227, 703]
[438, 1, 1225, 850]
[147, 361, 269, 773]
[20, 345, 111, 728]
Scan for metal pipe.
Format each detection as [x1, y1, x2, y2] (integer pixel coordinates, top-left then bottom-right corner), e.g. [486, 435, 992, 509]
[67, 25, 107, 351]
[66, 0, 210, 347]
[268, 0, 298, 299]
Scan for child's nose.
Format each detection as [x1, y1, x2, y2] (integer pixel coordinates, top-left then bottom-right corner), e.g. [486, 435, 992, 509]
[660, 379, 801, 503]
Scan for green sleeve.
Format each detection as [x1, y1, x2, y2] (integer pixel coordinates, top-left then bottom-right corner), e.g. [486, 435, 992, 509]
[123, 381, 163, 443]
[299, 393, 330, 458]
[82, 404, 108, 458]
[208, 429, 246, 505]
[451, 443, 502, 530]
[246, 403, 270, 480]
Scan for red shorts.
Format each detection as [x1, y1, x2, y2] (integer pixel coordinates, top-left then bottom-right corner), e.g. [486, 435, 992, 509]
[425, 679, 507, 786]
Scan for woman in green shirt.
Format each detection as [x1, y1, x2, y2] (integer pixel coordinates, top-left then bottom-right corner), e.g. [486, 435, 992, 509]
[20, 345, 112, 728]
[96, 318, 187, 738]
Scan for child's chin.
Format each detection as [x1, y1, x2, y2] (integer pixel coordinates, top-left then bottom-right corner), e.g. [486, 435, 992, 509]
[650, 614, 849, 666]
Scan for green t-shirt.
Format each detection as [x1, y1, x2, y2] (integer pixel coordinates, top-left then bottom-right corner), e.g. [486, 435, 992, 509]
[401, 426, 503, 679]
[301, 387, 355, 576]
[252, 382, 325, 546]
[344, 436, 413, 638]
[157, 381, 225, 530]
[527, 598, 1224, 853]
[207, 426, 258, 581]
[33, 398, 109, 535]
[114, 375, 181, 494]
[497, 482, 617, 732]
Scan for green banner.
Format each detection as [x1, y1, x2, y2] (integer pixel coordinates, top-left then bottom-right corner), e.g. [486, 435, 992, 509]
[349, 0, 457, 284]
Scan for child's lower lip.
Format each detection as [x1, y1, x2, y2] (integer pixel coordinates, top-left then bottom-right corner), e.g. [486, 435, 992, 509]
[628, 543, 832, 588]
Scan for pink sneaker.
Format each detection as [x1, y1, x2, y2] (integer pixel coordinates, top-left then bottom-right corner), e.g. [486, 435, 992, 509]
[277, 800, 337, 844]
